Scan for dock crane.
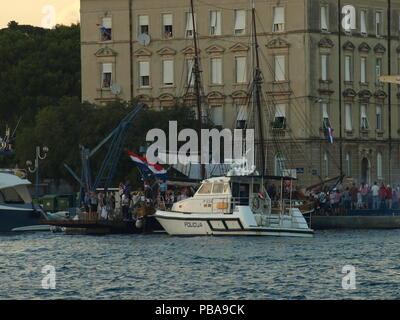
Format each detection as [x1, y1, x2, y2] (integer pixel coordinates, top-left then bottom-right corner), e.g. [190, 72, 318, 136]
[64, 104, 146, 193]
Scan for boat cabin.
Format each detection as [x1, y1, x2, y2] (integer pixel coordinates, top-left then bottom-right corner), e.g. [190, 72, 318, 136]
[171, 176, 271, 214]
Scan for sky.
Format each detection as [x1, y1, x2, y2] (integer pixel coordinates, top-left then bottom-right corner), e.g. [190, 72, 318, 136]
[0, 0, 80, 28]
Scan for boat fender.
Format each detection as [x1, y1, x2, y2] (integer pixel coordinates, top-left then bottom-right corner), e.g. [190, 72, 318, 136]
[135, 218, 144, 229]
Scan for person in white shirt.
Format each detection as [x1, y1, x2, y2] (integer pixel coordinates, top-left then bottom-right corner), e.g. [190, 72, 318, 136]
[371, 182, 380, 209]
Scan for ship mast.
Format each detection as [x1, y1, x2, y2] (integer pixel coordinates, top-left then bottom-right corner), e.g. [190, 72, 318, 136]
[190, 0, 205, 180]
[251, 6, 266, 175]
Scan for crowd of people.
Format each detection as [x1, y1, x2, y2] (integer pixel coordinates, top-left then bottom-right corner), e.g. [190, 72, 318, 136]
[80, 179, 194, 220]
[310, 182, 400, 215]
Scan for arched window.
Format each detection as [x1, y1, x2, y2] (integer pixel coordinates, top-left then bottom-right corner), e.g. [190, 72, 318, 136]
[275, 153, 285, 176]
[324, 152, 329, 177]
[377, 152, 383, 179]
[346, 153, 352, 177]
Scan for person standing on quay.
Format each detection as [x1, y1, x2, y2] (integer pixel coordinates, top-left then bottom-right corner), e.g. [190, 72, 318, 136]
[360, 183, 369, 208]
[371, 182, 380, 209]
[378, 183, 386, 209]
[385, 185, 393, 209]
[349, 183, 358, 210]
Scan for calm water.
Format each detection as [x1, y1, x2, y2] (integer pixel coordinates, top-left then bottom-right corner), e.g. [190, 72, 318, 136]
[1, 230, 400, 300]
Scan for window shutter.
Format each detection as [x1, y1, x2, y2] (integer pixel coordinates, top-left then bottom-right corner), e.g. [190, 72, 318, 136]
[211, 105, 223, 125]
[321, 6, 328, 30]
[275, 104, 286, 118]
[361, 10, 367, 34]
[102, 63, 112, 73]
[187, 59, 194, 85]
[321, 55, 327, 80]
[273, 7, 285, 24]
[186, 12, 195, 31]
[345, 104, 352, 131]
[275, 55, 285, 81]
[102, 17, 112, 28]
[235, 10, 246, 30]
[361, 57, 366, 83]
[211, 58, 222, 84]
[237, 105, 247, 121]
[235, 57, 246, 83]
[139, 15, 149, 26]
[322, 103, 329, 119]
[163, 14, 172, 25]
[139, 61, 149, 76]
[345, 56, 351, 81]
[163, 60, 174, 85]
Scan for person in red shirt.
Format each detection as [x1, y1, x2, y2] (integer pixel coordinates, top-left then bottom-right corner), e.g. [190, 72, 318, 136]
[385, 185, 393, 209]
[378, 183, 386, 210]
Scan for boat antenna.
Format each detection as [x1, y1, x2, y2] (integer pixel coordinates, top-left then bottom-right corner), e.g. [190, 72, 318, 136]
[190, 0, 205, 180]
[251, 5, 266, 175]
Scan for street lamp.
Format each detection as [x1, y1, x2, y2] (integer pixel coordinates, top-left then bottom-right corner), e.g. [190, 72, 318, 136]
[26, 146, 49, 197]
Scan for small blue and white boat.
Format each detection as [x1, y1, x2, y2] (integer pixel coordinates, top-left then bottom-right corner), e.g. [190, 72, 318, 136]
[0, 172, 48, 232]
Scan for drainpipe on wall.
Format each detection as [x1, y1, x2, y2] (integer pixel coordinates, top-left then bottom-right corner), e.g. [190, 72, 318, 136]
[387, 0, 392, 184]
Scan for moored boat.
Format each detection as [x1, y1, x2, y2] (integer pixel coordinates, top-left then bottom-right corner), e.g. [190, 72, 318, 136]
[0, 172, 49, 232]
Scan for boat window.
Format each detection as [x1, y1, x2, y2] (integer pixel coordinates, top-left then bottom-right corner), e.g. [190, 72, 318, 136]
[253, 184, 260, 193]
[212, 183, 224, 194]
[0, 191, 4, 203]
[197, 183, 212, 194]
[223, 183, 230, 193]
[1, 187, 24, 203]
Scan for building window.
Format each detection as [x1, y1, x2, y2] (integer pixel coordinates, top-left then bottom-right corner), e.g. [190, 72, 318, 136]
[210, 105, 223, 126]
[376, 11, 382, 37]
[162, 14, 173, 38]
[162, 60, 174, 86]
[211, 58, 222, 84]
[344, 55, 352, 82]
[100, 17, 112, 41]
[234, 10, 246, 35]
[275, 153, 285, 176]
[324, 152, 329, 177]
[361, 10, 367, 35]
[139, 61, 150, 87]
[273, 7, 285, 32]
[321, 54, 328, 81]
[345, 103, 352, 131]
[185, 12, 196, 38]
[236, 104, 247, 128]
[322, 103, 330, 129]
[187, 59, 194, 86]
[210, 11, 221, 35]
[361, 104, 369, 130]
[235, 57, 246, 83]
[346, 153, 352, 177]
[138, 15, 149, 35]
[273, 104, 286, 129]
[320, 6, 328, 31]
[376, 105, 383, 131]
[376, 58, 382, 83]
[377, 152, 383, 179]
[274, 55, 285, 81]
[101, 63, 112, 88]
[361, 57, 367, 84]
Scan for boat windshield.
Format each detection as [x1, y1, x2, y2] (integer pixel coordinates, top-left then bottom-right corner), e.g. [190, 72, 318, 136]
[197, 182, 230, 195]
[0, 187, 24, 204]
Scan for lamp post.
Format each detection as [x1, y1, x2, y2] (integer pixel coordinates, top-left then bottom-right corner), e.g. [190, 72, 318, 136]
[26, 146, 49, 197]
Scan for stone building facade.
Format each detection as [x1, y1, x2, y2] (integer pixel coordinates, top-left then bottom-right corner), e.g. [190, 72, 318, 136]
[80, 0, 400, 186]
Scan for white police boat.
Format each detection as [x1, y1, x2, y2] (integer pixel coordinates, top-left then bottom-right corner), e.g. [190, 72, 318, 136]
[155, 163, 314, 237]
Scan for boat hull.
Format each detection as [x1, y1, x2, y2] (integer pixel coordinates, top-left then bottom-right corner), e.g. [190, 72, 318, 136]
[155, 211, 313, 237]
[0, 204, 46, 232]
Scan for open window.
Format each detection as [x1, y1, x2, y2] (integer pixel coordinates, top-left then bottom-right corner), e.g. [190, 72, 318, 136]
[210, 11, 221, 35]
[163, 14, 173, 39]
[234, 10, 245, 35]
[100, 17, 112, 41]
[273, 104, 286, 129]
[139, 61, 150, 87]
[101, 63, 112, 88]
[273, 7, 285, 32]
[139, 15, 149, 35]
[185, 12, 196, 38]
